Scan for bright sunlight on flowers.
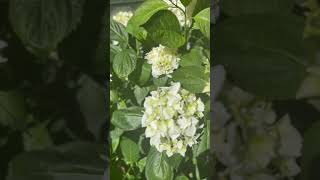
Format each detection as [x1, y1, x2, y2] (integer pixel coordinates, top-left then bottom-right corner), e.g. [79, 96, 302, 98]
[142, 82, 204, 157]
[145, 44, 180, 78]
[112, 11, 133, 27]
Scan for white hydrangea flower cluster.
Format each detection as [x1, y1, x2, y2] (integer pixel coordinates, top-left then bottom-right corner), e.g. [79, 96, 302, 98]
[112, 11, 133, 27]
[212, 85, 303, 180]
[142, 82, 204, 157]
[163, 0, 190, 26]
[145, 44, 180, 78]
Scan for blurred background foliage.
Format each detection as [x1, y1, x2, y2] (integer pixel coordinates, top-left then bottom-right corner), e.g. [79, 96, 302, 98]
[213, 0, 320, 179]
[0, 0, 107, 179]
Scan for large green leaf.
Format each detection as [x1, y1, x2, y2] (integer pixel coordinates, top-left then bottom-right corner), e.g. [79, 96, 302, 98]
[110, 128, 124, 153]
[111, 106, 143, 131]
[129, 59, 152, 86]
[145, 148, 173, 180]
[126, 0, 169, 40]
[180, 47, 206, 67]
[187, 0, 210, 17]
[7, 142, 105, 180]
[134, 85, 151, 105]
[9, 0, 85, 53]
[221, 0, 295, 16]
[193, 8, 210, 39]
[0, 90, 26, 130]
[120, 137, 141, 164]
[193, 126, 209, 157]
[143, 10, 185, 48]
[173, 66, 208, 93]
[110, 20, 128, 46]
[113, 49, 137, 79]
[215, 14, 307, 99]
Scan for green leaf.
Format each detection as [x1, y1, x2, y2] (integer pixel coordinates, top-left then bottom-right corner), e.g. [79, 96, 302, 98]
[153, 76, 168, 87]
[110, 128, 124, 153]
[126, 0, 169, 40]
[193, 8, 210, 39]
[145, 148, 173, 180]
[138, 157, 147, 172]
[181, 0, 192, 7]
[129, 59, 152, 86]
[7, 142, 105, 180]
[180, 47, 206, 67]
[175, 175, 189, 180]
[193, 126, 209, 157]
[301, 121, 320, 180]
[187, 0, 210, 17]
[110, 20, 128, 46]
[9, 0, 85, 53]
[110, 45, 121, 63]
[23, 122, 53, 151]
[215, 14, 307, 99]
[111, 106, 143, 131]
[221, 0, 295, 16]
[168, 154, 183, 171]
[0, 90, 26, 130]
[120, 137, 140, 164]
[173, 66, 208, 93]
[134, 86, 151, 105]
[144, 10, 185, 48]
[139, 61, 152, 85]
[113, 49, 137, 79]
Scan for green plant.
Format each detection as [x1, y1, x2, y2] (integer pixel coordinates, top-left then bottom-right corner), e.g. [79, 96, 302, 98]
[110, 0, 210, 179]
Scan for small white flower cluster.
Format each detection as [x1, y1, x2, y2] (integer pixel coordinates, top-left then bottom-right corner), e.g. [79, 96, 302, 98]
[163, 0, 190, 26]
[145, 44, 180, 78]
[142, 82, 204, 157]
[112, 11, 133, 27]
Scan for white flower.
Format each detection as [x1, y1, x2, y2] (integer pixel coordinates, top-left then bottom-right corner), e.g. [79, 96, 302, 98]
[143, 82, 204, 157]
[163, 0, 190, 26]
[145, 45, 180, 78]
[279, 158, 301, 177]
[277, 115, 302, 157]
[112, 11, 133, 26]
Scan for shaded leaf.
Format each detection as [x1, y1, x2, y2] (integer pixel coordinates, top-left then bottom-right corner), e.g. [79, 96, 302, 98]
[145, 148, 173, 180]
[110, 128, 124, 153]
[144, 10, 185, 48]
[7, 142, 105, 180]
[126, 0, 169, 40]
[215, 14, 307, 99]
[0, 90, 26, 130]
[193, 8, 210, 39]
[9, 0, 85, 53]
[111, 106, 143, 131]
[113, 49, 137, 79]
[180, 47, 206, 67]
[120, 137, 140, 164]
[172, 66, 208, 93]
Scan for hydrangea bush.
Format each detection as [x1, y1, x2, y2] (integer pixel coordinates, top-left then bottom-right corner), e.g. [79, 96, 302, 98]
[110, 0, 210, 179]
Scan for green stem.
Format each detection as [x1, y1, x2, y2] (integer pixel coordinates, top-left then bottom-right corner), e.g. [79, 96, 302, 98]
[193, 156, 201, 180]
